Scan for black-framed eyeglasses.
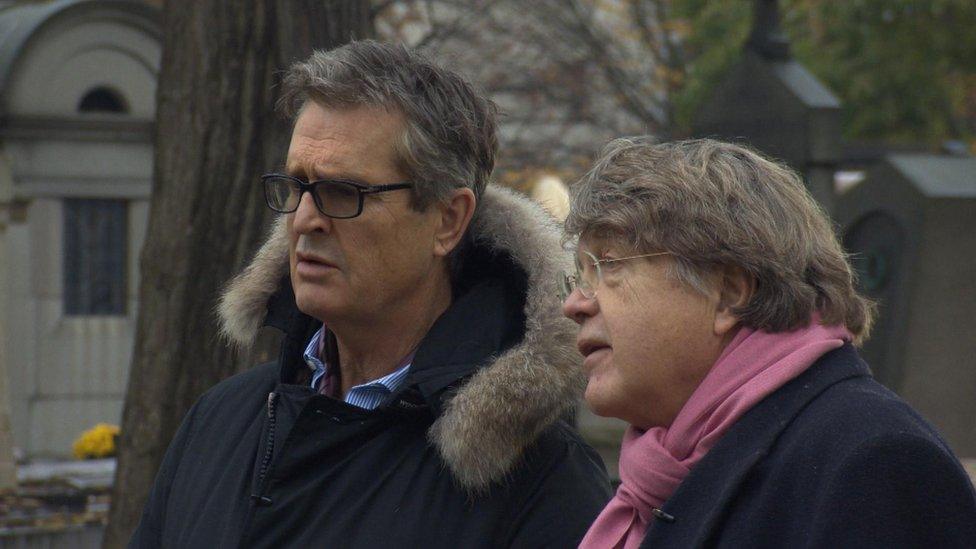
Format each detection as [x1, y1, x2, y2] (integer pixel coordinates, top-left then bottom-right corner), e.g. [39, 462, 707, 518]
[261, 173, 413, 219]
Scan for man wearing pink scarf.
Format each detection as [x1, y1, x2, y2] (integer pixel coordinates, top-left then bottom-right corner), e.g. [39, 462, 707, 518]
[562, 138, 976, 548]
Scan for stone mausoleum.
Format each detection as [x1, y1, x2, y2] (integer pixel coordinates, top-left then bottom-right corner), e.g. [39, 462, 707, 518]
[0, 0, 160, 460]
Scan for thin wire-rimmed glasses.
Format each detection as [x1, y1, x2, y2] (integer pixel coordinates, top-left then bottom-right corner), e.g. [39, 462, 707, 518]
[560, 250, 674, 300]
[261, 173, 413, 219]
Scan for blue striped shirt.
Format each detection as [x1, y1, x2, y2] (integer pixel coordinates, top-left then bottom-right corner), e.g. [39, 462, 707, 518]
[303, 326, 412, 410]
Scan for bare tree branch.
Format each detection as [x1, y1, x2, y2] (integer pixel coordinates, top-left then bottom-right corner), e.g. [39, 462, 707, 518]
[631, 0, 665, 66]
[370, 0, 401, 19]
[651, 0, 685, 133]
[557, 0, 667, 129]
[413, 0, 502, 50]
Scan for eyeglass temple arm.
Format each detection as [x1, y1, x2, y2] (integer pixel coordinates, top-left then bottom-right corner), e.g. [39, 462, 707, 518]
[598, 251, 673, 265]
[359, 182, 412, 194]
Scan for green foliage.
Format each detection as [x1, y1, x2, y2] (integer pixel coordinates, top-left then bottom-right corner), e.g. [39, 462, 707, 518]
[670, 0, 976, 148]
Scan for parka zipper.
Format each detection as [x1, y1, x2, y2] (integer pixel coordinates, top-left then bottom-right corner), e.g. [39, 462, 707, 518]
[249, 391, 278, 507]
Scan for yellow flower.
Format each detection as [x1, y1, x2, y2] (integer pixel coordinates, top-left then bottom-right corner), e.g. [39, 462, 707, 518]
[72, 423, 120, 459]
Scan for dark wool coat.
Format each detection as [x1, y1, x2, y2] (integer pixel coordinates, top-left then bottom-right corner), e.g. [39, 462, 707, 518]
[641, 343, 976, 548]
[129, 186, 612, 548]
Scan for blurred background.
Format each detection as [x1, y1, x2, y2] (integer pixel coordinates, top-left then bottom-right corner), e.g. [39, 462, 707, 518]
[0, 0, 973, 546]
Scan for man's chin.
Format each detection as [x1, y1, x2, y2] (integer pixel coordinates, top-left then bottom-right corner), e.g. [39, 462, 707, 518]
[294, 291, 343, 322]
[582, 386, 616, 420]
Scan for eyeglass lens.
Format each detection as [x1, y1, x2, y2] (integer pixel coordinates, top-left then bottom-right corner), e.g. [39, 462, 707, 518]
[560, 250, 599, 301]
[573, 251, 599, 298]
[263, 176, 361, 218]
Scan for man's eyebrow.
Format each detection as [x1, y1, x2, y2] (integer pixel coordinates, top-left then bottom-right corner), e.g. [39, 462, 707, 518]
[281, 158, 374, 185]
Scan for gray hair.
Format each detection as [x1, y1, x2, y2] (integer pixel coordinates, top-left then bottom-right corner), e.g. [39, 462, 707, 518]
[565, 137, 875, 343]
[278, 40, 498, 209]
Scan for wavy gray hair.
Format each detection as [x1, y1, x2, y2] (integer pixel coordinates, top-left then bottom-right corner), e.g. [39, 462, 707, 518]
[278, 40, 498, 209]
[565, 137, 875, 343]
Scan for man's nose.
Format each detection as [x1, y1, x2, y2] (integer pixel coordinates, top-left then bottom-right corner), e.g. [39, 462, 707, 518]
[291, 191, 331, 234]
[562, 289, 597, 325]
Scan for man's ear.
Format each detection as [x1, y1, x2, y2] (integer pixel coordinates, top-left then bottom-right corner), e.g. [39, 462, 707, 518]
[432, 187, 477, 257]
[714, 265, 755, 337]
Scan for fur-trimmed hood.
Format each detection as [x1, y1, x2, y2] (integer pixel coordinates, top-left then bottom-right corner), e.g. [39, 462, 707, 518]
[217, 185, 584, 491]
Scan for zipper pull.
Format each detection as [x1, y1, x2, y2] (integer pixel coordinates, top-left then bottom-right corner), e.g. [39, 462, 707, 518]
[267, 392, 277, 418]
[250, 494, 273, 507]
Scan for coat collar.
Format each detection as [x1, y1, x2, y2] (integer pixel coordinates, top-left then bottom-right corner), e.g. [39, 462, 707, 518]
[642, 344, 870, 545]
[215, 185, 584, 492]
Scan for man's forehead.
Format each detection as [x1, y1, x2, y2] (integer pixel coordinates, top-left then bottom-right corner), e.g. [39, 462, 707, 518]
[284, 103, 404, 179]
[284, 138, 349, 176]
[577, 231, 630, 253]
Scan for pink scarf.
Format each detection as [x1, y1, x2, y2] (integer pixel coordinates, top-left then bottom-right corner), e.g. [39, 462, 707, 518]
[580, 318, 852, 549]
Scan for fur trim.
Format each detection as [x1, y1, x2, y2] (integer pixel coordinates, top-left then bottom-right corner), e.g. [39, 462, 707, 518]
[217, 185, 583, 491]
[217, 216, 291, 346]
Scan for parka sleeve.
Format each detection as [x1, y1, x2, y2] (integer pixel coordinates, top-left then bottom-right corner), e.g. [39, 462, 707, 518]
[502, 426, 614, 548]
[127, 400, 200, 549]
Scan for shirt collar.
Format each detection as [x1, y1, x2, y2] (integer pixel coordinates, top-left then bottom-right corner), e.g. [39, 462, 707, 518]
[303, 326, 327, 372]
[302, 325, 414, 403]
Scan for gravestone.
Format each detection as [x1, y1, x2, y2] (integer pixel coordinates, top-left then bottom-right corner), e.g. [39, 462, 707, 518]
[692, 0, 841, 213]
[835, 154, 976, 457]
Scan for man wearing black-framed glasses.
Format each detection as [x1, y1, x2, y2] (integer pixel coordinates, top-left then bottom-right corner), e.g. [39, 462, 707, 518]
[131, 40, 610, 549]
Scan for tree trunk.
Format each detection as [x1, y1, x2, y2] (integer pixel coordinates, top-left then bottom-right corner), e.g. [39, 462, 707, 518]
[103, 2, 373, 546]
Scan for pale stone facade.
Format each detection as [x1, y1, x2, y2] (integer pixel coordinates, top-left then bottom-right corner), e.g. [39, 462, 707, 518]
[0, 0, 160, 458]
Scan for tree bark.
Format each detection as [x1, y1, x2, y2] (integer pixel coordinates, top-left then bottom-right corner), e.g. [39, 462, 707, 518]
[104, 2, 373, 547]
